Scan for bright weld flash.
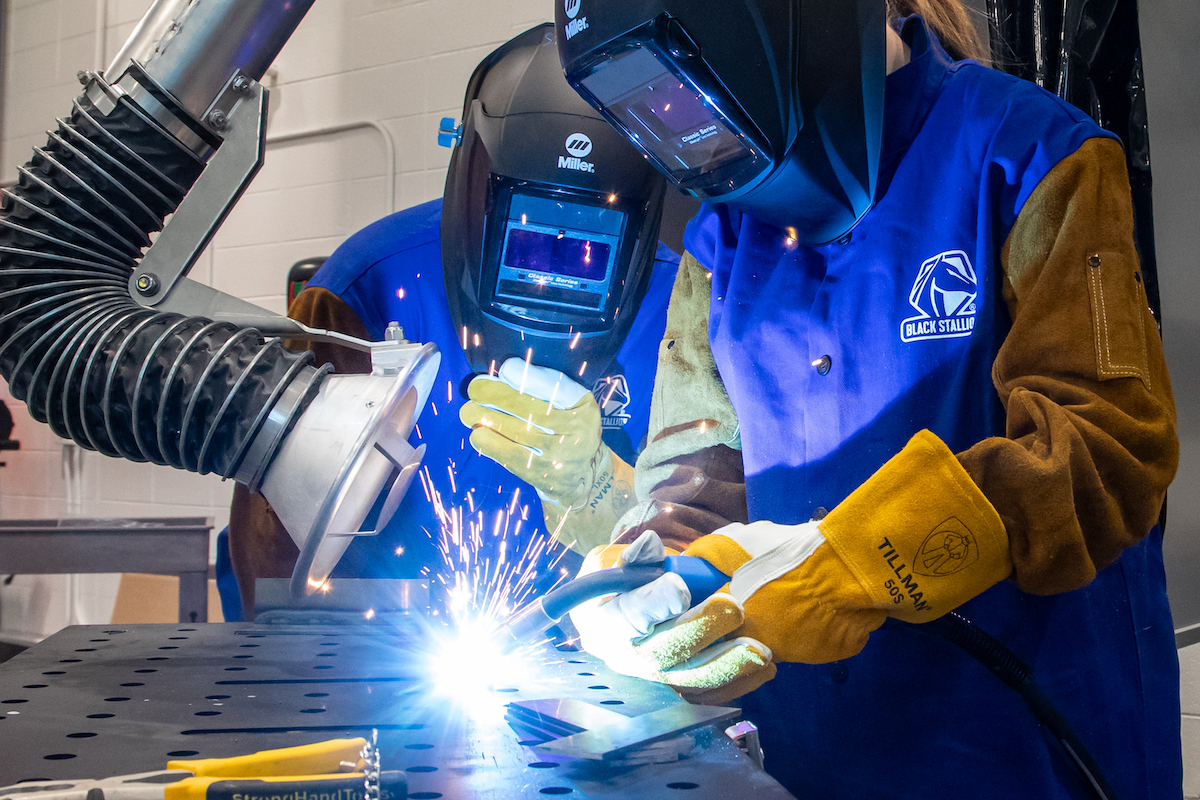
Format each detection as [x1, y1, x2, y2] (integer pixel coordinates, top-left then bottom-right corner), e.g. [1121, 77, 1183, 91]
[424, 618, 528, 718]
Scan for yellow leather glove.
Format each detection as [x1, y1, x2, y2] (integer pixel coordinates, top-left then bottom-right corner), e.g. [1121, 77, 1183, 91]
[569, 531, 776, 705]
[684, 430, 1012, 664]
[460, 358, 633, 553]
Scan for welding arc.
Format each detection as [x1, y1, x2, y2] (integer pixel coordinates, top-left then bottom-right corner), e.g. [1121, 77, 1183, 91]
[0, 92, 325, 478]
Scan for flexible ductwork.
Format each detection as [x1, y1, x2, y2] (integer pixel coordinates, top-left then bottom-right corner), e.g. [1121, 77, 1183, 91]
[0, 92, 325, 479]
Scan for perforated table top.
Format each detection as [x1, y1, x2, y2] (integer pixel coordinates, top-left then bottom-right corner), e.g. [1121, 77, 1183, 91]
[0, 622, 795, 799]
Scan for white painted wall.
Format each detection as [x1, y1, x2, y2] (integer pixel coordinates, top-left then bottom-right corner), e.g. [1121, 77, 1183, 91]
[0, 0, 1196, 793]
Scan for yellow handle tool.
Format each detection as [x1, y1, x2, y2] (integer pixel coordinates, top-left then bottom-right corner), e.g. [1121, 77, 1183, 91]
[167, 738, 368, 778]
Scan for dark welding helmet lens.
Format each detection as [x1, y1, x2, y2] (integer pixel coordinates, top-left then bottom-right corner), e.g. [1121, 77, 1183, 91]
[480, 180, 635, 333]
[575, 37, 767, 194]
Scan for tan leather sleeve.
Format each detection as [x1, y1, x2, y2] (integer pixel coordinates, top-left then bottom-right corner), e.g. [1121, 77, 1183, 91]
[229, 286, 373, 618]
[958, 136, 1178, 595]
[612, 252, 749, 553]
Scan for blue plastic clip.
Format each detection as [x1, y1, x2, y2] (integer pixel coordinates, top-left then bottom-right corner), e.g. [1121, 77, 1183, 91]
[437, 117, 462, 148]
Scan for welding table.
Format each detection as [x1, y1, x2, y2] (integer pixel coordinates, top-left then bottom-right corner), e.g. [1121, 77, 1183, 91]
[0, 620, 796, 798]
[0, 518, 213, 624]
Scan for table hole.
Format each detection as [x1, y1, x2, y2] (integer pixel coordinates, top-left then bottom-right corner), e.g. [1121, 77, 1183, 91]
[224, 667, 247, 672]
[313, 665, 333, 670]
[300, 708, 326, 714]
[158, 647, 178, 651]
[232, 655, 253, 659]
[120, 683, 144, 688]
[599, 700, 625, 705]
[404, 743, 434, 750]
[567, 660, 586, 664]
[104, 697, 130, 702]
[134, 669, 157, 674]
[66, 733, 97, 739]
[23, 685, 48, 689]
[408, 794, 442, 800]
[319, 642, 339, 646]
[86, 714, 114, 719]
[576, 672, 594, 677]
[317, 653, 337, 657]
[74, 648, 96, 652]
[59, 659, 82, 664]
[146, 657, 169, 662]
[495, 688, 518, 693]
[243, 634, 265, 638]
[41, 671, 66, 676]
[194, 711, 221, 717]
[2, 699, 28, 704]
[528, 762, 559, 769]
[539, 788, 571, 795]
[168, 637, 188, 640]
[587, 686, 609, 691]
[177, 628, 197, 632]
[405, 766, 437, 774]
[238, 644, 259, 648]
[304, 693, 329, 698]
[104, 630, 127, 634]
[42, 754, 76, 761]
[89, 639, 110, 643]
[168, 750, 200, 757]
[206, 695, 232, 700]
[667, 783, 700, 790]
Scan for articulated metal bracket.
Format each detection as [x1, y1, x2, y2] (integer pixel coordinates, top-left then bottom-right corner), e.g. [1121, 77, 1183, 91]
[129, 72, 266, 309]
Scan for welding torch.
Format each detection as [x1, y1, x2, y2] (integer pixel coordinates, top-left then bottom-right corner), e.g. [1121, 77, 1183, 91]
[498, 555, 730, 651]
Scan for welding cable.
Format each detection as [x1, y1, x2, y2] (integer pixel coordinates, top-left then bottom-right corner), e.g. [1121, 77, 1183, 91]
[499, 557, 729, 651]
[886, 614, 1118, 800]
[0, 91, 327, 482]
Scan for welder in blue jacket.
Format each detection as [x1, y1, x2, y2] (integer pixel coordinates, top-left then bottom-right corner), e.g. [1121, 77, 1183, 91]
[227, 24, 680, 618]
[552, 0, 1180, 798]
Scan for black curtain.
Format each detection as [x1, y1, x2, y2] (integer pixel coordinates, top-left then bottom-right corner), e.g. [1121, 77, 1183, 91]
[985, 0, 1160, 322]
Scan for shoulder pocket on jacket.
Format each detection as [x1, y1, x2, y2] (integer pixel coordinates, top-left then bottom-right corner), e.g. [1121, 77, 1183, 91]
[1085, 251, 1150, 387]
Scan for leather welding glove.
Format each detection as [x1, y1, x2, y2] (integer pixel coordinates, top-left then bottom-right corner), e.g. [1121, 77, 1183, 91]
[684, 430, 1013, 664]
[460, 358, 634, 554]
[569, 530, 776, 706]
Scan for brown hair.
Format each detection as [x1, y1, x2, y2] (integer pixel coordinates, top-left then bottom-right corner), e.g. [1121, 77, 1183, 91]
[886, 0, 989, 65]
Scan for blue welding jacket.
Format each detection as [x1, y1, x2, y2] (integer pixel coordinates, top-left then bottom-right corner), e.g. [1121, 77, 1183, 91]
[305, 198, 678, 588]
[682, 18, 1180, 799]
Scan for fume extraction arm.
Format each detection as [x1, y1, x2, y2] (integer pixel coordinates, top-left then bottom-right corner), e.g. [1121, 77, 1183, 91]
[0, 0, 439, 598]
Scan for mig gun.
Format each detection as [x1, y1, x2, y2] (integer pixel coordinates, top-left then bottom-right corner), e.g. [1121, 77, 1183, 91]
[497, 555, 729, 652]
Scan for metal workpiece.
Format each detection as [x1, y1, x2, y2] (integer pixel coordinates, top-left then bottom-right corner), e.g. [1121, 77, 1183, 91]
[0, 623, 795, 798]
[105, 0, 315, 131]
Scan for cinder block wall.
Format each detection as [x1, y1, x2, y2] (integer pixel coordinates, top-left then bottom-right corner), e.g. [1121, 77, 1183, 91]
[0, 1, 1196, 795]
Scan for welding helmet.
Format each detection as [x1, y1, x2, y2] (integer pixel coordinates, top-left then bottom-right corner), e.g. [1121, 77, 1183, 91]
[441, 24, 667, 378]
[555, 0, 886, 244]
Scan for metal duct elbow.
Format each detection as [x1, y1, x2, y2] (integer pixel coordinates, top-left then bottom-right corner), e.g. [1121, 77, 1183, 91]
[0, 91, 323, 480]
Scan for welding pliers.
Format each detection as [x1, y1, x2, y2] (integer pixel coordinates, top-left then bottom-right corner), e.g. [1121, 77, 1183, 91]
[0, 738, 406, 800]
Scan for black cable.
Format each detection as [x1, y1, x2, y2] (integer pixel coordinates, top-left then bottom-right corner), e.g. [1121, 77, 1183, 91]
[887, 614, 1118, 800]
